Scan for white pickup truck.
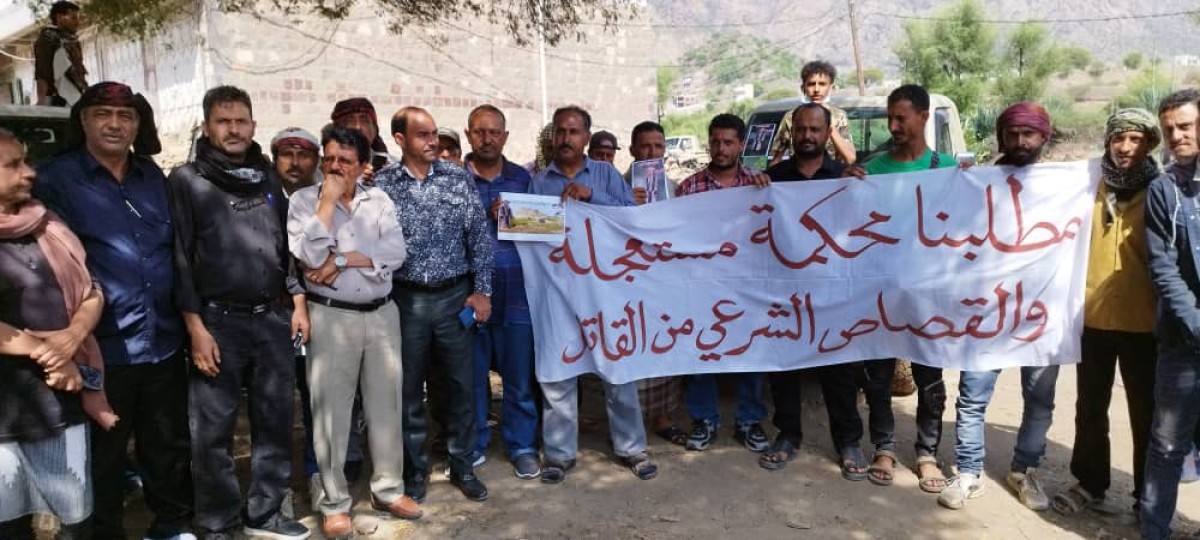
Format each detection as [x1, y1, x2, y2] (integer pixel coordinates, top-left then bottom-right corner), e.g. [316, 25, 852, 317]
[741, 93, 968, 170]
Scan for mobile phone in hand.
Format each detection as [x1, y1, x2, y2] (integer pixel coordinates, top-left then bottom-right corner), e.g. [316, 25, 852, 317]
[458, 306, 476, 329]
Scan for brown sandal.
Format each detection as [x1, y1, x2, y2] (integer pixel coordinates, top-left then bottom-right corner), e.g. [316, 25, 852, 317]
[868, 450, 896, 486]
[916, 455, 947, 493]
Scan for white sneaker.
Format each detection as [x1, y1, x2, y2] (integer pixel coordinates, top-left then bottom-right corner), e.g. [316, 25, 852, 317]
[308, 473, 325, 513]
[1007, 468, 1050, 511]
[937, 473, 985, 510]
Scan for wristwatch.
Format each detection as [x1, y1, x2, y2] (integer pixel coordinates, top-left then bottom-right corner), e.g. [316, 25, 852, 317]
[333, 253, 348, 270]
[78, 365, 103, 391]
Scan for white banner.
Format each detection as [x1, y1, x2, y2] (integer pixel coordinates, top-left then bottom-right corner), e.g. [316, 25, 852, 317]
[517, 161, 1100, 384]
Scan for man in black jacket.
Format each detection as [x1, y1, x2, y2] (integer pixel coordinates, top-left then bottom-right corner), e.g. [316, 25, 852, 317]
[167, 86, 311, 540]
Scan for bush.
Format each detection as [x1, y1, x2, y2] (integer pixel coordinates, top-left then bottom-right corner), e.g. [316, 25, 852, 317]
[1123, 52, 1143, 70]
[763, 88, 799, 101]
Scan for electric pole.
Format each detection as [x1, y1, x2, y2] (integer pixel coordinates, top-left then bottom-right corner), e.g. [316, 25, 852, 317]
[847, 0, 866, 95]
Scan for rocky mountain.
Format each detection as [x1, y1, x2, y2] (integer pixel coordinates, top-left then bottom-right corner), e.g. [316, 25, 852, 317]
[644, 0, 1200, 74]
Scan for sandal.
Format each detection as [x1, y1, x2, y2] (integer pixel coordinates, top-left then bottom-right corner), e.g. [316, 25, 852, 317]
[619, 453, 658, 480]
[916, 455, 947, 493]
[868, 450, 897, 486]
[540, 459, 576, 485]
[1052, 483, 1103, 515]
[759, 437, 799, 471]
[654, 425, 688, 446]
[839, 446, 868, 481]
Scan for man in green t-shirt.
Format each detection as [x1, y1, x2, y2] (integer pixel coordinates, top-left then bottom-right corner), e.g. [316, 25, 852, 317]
[839, 84, 952, 493]
[860, 84, 955, 175]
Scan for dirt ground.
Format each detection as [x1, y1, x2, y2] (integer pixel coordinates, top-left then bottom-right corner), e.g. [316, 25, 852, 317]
[92, 366, 1199, 539]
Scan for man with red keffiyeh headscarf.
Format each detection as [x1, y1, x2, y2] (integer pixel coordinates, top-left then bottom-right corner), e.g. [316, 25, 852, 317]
[330, 97, 398, 183]
[940, 102, 1059, 512]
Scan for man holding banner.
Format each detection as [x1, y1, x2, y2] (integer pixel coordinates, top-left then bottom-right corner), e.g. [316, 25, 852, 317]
[939, 102, 1059, 510]
[676, 113, 771, 455]
[528, 105, 657, 484]
[859, 84, 956, 491]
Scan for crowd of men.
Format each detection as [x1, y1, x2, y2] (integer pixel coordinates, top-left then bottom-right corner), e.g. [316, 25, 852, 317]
[4, 11, 1200, 537]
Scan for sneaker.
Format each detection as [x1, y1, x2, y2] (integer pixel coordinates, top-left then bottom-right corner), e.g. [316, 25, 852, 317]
[308, 473, 324, 513]
[243, 512, 311, 539]
[937, 473, 985, 510]
[1006, 468, 1050, 511]
[513, 454, 541, 479]
[734, 422, 770, 453]
[685, 419, 718, 451]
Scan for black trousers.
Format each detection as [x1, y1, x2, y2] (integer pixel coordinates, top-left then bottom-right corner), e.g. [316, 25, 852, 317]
[768, 369, 806, 444]
[911, 363, 946, 458]
[189, 305, 294, 533]
[394, 282, 477, 477]
[818, 360, 897, 453]
[92, 355, 193, 539]
[1071, 327, 1157, 502]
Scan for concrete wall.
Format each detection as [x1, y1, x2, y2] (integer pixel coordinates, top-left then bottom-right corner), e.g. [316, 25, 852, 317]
[1, 0, 657, 168]
[207, 3, 656, 168]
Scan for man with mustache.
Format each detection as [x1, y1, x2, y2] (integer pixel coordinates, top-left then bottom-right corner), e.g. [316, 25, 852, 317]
[587, 130, 619, 164]
[465, 104, 541, 479]
[1142, 92, 1200, 540]
[761, 104, 879, 477]
[850, 84, 956, 492]
[1049, 108, 1164, 519]
[528, 105, 656, 483]
[675, 113, 772, 456]
[939, 103, 1059, 511]
[167, 86, 311, 540]
[330, 98, 397, 182]
[1132, 90, 1200, 537]
[34, 82, 193, 539]
[373, 106, 493, 503]
[272, 127, 320, 196]
[287, 126, 416, 538]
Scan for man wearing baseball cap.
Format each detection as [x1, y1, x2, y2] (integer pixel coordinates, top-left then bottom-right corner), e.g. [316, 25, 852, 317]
[438, 127, 464, 167]
[587, 130, 619, 164]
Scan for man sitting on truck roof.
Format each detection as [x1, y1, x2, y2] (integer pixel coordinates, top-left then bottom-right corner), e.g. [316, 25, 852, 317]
[768, 60, 855, 167]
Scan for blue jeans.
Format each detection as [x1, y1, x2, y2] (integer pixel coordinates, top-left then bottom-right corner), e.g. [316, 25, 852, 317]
[473, 322, 539, 460]
[953, 365, 1058, 476]
[686, 373, 766, 427]
[1140, 345, 1200, 540]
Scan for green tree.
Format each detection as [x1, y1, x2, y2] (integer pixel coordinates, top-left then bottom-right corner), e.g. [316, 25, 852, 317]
[728, 99, 756, 121]
[656, 66, 679, 111]
[28, 0, 635, 44]
[894, 0, 995, 114]
[1123, 52, 1144, 70]
[994, 22, 1067, 104]
[1115, 69, 1172, 111]
[1058, 46, 1091, 75]
[863, 68, 884, 86]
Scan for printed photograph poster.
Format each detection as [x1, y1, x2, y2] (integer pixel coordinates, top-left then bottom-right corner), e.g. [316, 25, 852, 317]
[496, 193, 566, 242]
[631, 158, 671, 204]
[742, 123, 777, 157]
